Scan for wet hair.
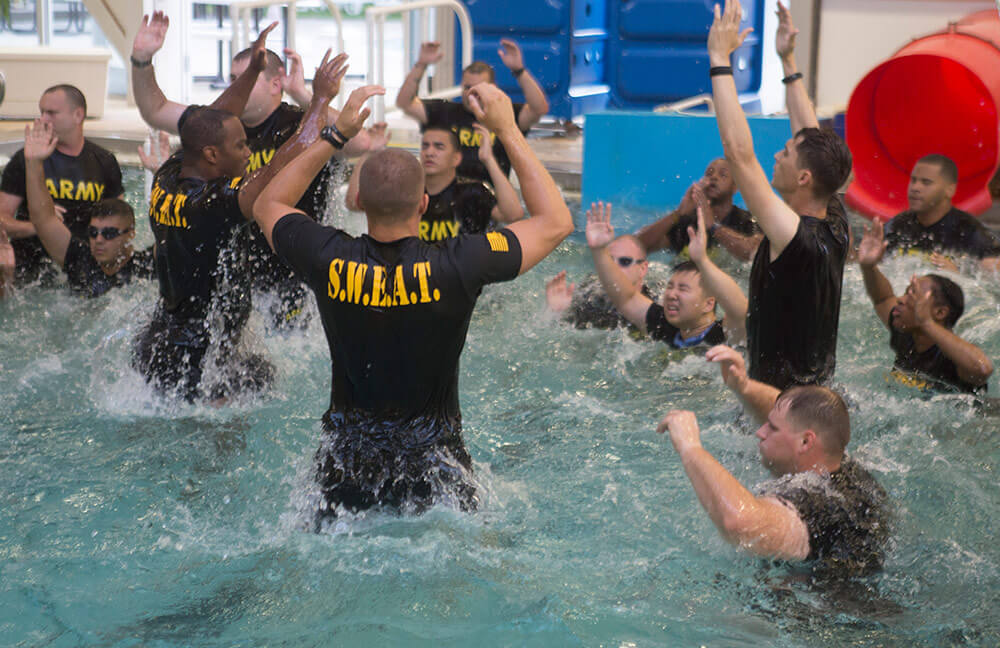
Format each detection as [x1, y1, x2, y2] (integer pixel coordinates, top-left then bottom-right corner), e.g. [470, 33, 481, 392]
[423, 126, 461, 152]
[359, 149, 425, 222]
[43, 84, 87, 118]
[463, 61, 496, 83]
[670, 260, 700, 276]
[925, 274, 965, 328]
[776, 385, 851, 456]
[917, 154, 959, 185]
[89, 198, 135, 226]
[989, 166, 1000, 200]
[180, 107, 233, 160]
[794, 127, 852, 200]
[233, 47, 285, 78]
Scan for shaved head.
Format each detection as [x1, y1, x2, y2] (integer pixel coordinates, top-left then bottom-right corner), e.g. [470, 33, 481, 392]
[359, 149, 425, 222]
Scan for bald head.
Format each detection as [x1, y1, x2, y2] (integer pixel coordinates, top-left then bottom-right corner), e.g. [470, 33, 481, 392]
[359, 149, 425, 222]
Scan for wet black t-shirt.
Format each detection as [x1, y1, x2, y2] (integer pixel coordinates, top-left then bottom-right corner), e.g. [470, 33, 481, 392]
[646, 304, 726, 348]
[762, 458, 891, 575]
[884, 207, 1000, 259]
[422, 99, 527, 184]
[667, 205, 758, 253]
[272, 213, 523, 445]
[747, 198, 848, 389]
[421, 176, 496, 242]
[1, 140, 123, 278]
[146, 152, 250, 347]
[62, 237, 155, 298]
[888, 312, 982, 393]
[562, 275, 654, 331]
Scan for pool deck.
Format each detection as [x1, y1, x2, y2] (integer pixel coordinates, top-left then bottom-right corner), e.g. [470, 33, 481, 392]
[0, 97, 583, 191]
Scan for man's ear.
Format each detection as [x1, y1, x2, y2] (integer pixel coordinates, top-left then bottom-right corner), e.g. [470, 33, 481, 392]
[202, 145, 219, 165]
[418, 192, 429, 216]
[797, 168, 812, 190]
[799, 428, 818, 453]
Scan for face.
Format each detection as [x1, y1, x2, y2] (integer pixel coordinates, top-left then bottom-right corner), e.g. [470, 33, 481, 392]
[908, 162, 955, 215]
[230, 58, 282, 123]
[701, 159, 735, 203]
[461, 71, 492, 111]
[772, 136, 804, 195]
[88, 215, 133, 264]
[660, 270, 713, 327]
[209, 117, 252, 177]
[607, 238, 648, 288]
[891, 275, 943, 331]
[39, 90, 83, 140]
[420, 130, 461, 177]
[756, 400, 805, 476]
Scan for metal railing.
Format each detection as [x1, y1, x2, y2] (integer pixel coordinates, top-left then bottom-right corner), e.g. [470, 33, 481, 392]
[365, 0, 473, 122]
[229, 0, 345, 63]
[653, 94, 715, 114]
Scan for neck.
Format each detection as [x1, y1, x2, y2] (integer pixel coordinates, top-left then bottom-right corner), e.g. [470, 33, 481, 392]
[782, 188, 829, 219]
[677, 312, 717, 340]
[803, 453, 842, 475]
[366, 214, 420, 242]
[99, 245, 133, 276]
[909, 327, 939, 353]
[709, 196, 734, 220]
[242, 100, 281, 129]
[424, 170, 456, 196]
[915, 202, 951, 228]
[179, 158, 220, 182]
[55, 131, 85, 156]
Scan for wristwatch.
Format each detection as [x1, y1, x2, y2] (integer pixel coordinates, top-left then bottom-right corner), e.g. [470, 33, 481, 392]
[320, 125, 346, 150]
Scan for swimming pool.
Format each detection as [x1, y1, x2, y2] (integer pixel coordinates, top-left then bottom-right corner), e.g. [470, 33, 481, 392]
[2, 170, 999, 646]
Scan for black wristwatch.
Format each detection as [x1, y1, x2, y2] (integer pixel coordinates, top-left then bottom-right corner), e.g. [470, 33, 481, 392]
[320, 125, 346, 149]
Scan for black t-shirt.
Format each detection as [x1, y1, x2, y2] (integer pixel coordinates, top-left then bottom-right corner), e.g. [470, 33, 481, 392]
[62, 237, 155, 298]
[272, 213, 523, 446]
[884, 207, 1000, 259]
[421, 176, 497, 242]
[747, 198, 848, 389]
[646, 303, 726, 349]
[422, 99, 527, 184]
[147, 152, 250, 347]
[562, 275, 653, 331]
[1, 140, 123, 276]
[762, 458, 891, 575]
[888, 311, 981, 393]
[667, 205, 758, 253]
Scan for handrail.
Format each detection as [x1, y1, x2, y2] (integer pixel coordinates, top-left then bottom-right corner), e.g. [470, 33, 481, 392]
[653, 93, 715, 114]
[366, 0, 474, 122]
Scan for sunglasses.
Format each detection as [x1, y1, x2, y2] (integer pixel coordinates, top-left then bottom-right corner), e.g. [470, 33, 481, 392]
[88, 226, 132, 240]
[613, 256, 645, 268]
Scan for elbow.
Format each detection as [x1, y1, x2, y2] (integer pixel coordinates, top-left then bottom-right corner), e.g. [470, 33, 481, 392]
[556, 207, 574, 239]
[967, 358, 994, 386]
[723, 144, 756, 166]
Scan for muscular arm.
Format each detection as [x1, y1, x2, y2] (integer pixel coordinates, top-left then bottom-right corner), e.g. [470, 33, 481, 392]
[635, 210, 683, 254]
[920, 321, 994, 387]
[131, 64, 187, 134]
[25, 158, 71, 267]
[395, 61, 429, 124]
[515, 69, 549, 131]
[481, 147, 524, 224]
[591, 245, 653, 332]
[694, 255, 747, 339]
[0, 192, 34, 239]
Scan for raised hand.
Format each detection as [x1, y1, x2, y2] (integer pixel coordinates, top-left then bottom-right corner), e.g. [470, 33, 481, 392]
[363, 122, 391, 152]
[585, 201, 615, 249]
[23, 120, 57, 161]
[687, 203, 710, 265]
[775, 1, 799, 60]
[908, 275, 935, 328]
[333, 85, 386, 140]
[466, 83, 516, 135]
[472, 123, 495, 163]
[311, 50, 350, 104]
[929, 252, 959, 273]
[137, 129, 171, 173]
[655, 410, 703, 454]
[545, 270, 575, 312]
[249, 22, 279, 72]
[132, 11, 169, 63]
[708, 0, 754, 64]
[497, 39, 525, 71]
[418, 41, 444, 66]
[692, 182, 715, 229]
[857, 220, 887, 268]
[705, 344, 749, 394]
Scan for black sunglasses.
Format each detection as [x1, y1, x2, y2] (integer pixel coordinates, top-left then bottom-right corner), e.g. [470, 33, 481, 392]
[614, 256, 645, 268]
[88, 226, 131, 240]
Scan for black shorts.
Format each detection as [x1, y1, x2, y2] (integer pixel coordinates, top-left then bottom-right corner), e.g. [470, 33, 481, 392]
[311, 415, 477, 526]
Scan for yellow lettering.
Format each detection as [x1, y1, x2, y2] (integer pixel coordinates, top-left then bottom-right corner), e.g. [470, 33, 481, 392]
[45, 179, 57, 197]
[419, 221, 429, 240]
[345, 261, 368, 304]
[173, 194, 188, 228]
[59, 179, 74, 199]
[413, 262, 435, 303]
[158, 194, 174, 225]
[74, 182, 95, 201]
[327, 258, 344, 300]
[369, 265, 387, 307]
[459, 129, 472, 147]
[431, 220, 451, 241]
[261, 148, 275, 166]
[446, 221, 459, 237]
[247, 152, 262, 173]
[94, 183, 105, 200]
[393, 265, 410, 306]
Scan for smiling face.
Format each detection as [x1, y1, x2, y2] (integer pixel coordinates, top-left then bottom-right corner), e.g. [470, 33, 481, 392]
[907, 161, 955, 215]
[660, 269, 714, 328]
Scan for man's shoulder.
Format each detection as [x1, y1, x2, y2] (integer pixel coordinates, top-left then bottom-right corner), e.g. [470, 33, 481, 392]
[81, 138, 118, 160]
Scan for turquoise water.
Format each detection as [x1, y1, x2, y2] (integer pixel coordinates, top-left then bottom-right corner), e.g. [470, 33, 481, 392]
[2, 172, 999, 646]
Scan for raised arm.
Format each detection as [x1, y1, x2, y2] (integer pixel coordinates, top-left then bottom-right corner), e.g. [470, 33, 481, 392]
[130, 12, 187, 133]
[710, 0, 801, 259]
[688, 197, 748, 340]
[395, 41, 440, 124]
[467, 84, 572, 274]
[497, 39, 549, 130]
[705, 344, 780, 423]
[635, 184, 696, 253]
[775, 1, 819, 134]
[254, 84, 384, 247]
[344, 123, 389, 213]
[857, 219, 896, 328]
[658, 410, 810, 560]
[211, 22, 277, 118]
[473, 123, 524, 224]
[587, 202, 653, 331]
[23, 122, 70, 267]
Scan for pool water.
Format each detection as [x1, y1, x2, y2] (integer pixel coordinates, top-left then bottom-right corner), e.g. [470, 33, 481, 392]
[1, 172, 999, 646]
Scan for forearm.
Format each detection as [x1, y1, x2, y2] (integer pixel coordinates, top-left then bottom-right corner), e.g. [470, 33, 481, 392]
[25, 159, 69, 265]
[500, 126, 570, 235]
[210, 63, 262, 117]
[517, 70, 549, 125]
[920, 322, 994, 385]
[131, 65, 182, 134]
[780, 55, 819, 133]
[591, 246, 639, 306]
[860, 263, 895, 308]
[396, 62, 426, 110]
[677, 444, 764, 545]
[695, 255, 747, 325]
[635, 211, 682, 253]
[0, 216, 35, 238]
[258, 139, 335, 217]
[713, 226, 762, 261]
[733, 377, 780, 424]
[485, 157, 523, 223]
